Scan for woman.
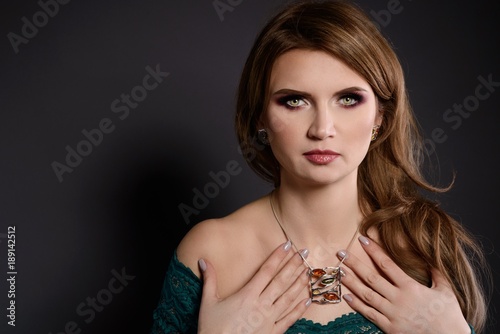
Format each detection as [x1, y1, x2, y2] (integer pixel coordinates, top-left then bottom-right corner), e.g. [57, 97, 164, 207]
[150, 0, 489, 333]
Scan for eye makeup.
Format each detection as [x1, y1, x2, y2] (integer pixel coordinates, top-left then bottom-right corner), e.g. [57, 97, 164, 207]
[338, 92, 364, 107]
[272, 87, 367, 110]
[276, 94, 307, 110]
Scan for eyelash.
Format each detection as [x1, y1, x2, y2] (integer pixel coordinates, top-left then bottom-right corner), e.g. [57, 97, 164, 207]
[339, 93, 363, 107]
[277, 93, 363, 110]
[277, 95, 305, 109]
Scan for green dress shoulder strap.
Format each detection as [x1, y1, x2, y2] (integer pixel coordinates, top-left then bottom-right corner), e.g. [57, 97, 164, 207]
[150, 250, 201, 334]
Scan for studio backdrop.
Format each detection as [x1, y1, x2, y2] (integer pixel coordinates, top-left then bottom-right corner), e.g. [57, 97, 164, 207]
[1, 0, 499, 333]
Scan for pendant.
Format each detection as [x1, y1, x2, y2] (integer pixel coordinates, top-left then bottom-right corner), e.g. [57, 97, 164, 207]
[309, 266, 345, 304]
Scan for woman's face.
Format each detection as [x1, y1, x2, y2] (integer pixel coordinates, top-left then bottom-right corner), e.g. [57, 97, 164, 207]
[264, 49, 381, 186]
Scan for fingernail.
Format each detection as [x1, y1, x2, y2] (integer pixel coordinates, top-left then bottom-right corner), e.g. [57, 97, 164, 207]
[359, 236, 370, 246]
[337, 250, 347, 260]
[283, 240, 292, 251]
[300, 249, 309, 259]
[198, 259, 207, 272]
[305, 298, 312, 307]
[343, 294, 353, 302]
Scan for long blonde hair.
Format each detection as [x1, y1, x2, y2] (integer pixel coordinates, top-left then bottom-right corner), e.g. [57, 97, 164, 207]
[235, 0, 490, 331]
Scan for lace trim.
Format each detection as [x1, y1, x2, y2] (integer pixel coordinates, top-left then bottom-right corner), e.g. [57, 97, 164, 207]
[290, 312, 383, 333]
[150, 250, 474, 334]
[150, 251, 201, 334]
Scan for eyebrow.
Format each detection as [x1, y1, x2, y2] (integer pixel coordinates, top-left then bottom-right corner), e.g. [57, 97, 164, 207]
[271, 86, 368, 97]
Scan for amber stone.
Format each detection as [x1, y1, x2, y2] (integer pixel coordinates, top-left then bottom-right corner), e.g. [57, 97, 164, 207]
[323, 293, 340, 301]
[312, 288, 322, 296]
[311, 269, 326, 278]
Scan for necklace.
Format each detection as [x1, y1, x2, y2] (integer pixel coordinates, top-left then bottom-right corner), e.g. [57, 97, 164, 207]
[269, 190, 359, 304]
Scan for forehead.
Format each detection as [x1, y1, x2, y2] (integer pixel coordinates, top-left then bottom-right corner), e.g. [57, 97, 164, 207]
[269, 49, 371, 92]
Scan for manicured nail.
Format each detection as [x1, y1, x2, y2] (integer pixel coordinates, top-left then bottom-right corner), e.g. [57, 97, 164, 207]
[300, 249, 309, 259]
[198, 259, 207, 272]
[359, 235, 370, 246]
[305, 298, 312, 307]
[283, 240, 292, 251]
[337, 250, 347, 260]
[343, 294, 353, 302]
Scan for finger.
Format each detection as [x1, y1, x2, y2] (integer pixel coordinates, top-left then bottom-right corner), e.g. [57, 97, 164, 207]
[337, 246, 397, 302]
[340, 266, 392, 313]
[342, 293, 391, 331]
[274, 297, 311, 333]
[261, 250, 308, 303]
[352, 236, 412, 288]
[271, 266, 309, 314]
[245, 241, 294, 294]
[199, 258, 218, 304]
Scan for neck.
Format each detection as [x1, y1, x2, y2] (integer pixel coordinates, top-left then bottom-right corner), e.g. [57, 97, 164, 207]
[271, 180, 362, 261]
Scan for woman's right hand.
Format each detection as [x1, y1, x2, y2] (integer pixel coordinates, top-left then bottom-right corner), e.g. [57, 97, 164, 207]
[197, 241, 311, 334]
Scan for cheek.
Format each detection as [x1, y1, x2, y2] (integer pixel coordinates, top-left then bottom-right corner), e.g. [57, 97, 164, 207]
[352, 103, 378, 140]
[341, 115, 376, 147]
[264, 106, 299, 143]
[359, 120, 375, 139]
[267, 111, 290, 136]
[266, 118, 302, 158]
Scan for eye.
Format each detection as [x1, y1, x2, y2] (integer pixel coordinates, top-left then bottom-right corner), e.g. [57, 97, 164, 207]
[339, 93, 363, 107]
[287, 97, 305, 107]
[277, 95, 307, 110]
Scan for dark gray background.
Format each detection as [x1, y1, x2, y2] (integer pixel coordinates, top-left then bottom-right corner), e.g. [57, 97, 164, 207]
[1, 0, 499, 333]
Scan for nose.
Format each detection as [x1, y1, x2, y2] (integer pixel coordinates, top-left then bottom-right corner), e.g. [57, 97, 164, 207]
[307, 104, 335, 140]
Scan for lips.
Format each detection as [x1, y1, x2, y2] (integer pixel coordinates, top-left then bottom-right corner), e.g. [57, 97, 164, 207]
[303, 149, 339, 165]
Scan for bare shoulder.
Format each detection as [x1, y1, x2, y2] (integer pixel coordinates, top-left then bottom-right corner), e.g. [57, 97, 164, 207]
[176, 193, 274, 280]
[176, 218, 225, 278]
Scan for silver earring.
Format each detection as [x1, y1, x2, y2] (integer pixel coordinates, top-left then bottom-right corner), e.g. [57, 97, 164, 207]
[371, 125, 380, 141]
[257, 128, 270, 145]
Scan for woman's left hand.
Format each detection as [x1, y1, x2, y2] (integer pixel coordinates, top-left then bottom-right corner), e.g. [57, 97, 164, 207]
[337, 236, 471, 334]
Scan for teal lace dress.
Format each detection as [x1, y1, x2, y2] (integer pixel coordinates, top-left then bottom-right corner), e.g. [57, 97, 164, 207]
[150, 250, 475, 334]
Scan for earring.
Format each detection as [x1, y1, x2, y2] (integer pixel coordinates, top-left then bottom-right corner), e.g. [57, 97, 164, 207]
[257, 128, 270, 145]
[371, 125, 380, 141]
